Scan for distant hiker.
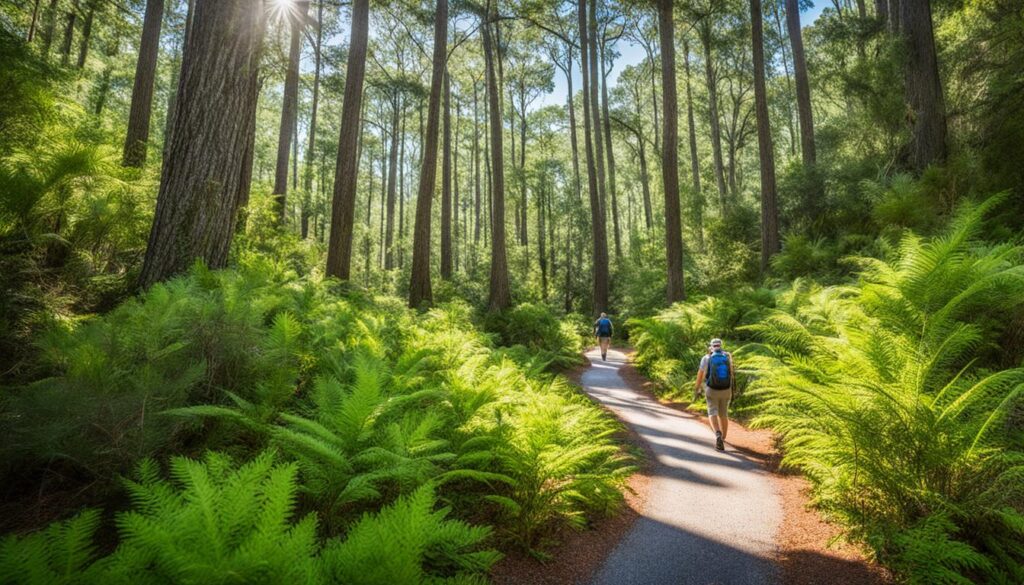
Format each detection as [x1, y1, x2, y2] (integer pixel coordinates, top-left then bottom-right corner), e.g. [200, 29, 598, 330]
[594, 312, 613, 361]
[694, 338, 734, 451]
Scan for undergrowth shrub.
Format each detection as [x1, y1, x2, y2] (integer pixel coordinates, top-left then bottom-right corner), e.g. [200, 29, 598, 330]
[2, 252, 634, 570]
[745, 196, 1024, 583]
[481, 302, 584, 369]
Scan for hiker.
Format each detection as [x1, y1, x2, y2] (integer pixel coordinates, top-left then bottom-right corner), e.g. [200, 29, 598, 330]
[593, 312, 613, 361]
[694, 338, 734, 451]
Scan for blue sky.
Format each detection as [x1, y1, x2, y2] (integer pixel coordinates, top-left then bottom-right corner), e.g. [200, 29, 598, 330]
[536, 1, 828, 108]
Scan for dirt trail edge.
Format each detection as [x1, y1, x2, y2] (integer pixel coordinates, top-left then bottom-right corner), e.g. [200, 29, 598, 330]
[583, 347, 781, 585]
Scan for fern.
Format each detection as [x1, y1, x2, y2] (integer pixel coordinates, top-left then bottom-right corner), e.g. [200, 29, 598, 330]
[319, 485, 500, 584]
[0, 510, 104, 585]
[104, 452, 320, 584]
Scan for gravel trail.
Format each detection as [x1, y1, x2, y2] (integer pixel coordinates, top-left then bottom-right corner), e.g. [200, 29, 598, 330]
[584, 347, 782, 585]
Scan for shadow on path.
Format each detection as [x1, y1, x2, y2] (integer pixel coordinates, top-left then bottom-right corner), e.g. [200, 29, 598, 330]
[581, 347, 781, 585]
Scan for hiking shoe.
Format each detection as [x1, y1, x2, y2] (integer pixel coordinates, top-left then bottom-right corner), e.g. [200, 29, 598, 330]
[715, 435, 725, 451]
[602, 353, 607, 361]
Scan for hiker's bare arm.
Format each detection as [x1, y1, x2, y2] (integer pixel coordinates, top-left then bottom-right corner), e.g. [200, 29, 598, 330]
[695, 368, 705, 391]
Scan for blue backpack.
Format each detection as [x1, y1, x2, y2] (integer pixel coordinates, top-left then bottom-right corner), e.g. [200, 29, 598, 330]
[596, 318, 612, 337]
[706, 350, 732, 390]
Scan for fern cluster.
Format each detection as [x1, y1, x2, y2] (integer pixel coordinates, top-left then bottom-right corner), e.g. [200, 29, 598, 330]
[1, 452, 496, 585]
[743, 196, 1024, 583]
[3, 249, 634, 579]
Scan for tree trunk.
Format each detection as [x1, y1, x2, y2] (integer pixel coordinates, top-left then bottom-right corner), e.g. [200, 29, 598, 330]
[453, 92, 461, 273]
[59, 7, 75, 66]
[439, 70, 454, 281]
[600, 45, 622, 261]
[409, 0, 448, 307]
[900, 0, 946, 171]
[41, 0, 59, 55]
[658, 0, 685, 303]
[565, 47, 583, 203]
[875, 0, 888, 25]
[164, 0, 194, 164]
[301, 0, 323, 239]
[771, 4, 798, 157]
[76, 2, 94, 68]
[123, 0, 165, 167]
[473, 80, 482, 246]
[588, 0, 608, 231]
[579, 0, 609, 314]
[28, 0, 42, 43]
[700, 22, 728, 211]
[385, 98, 399, 270]
[684, 40, 704, 250]
[482, 4, 511, 311]
[538, 182, 548, 299]
[519, 105, 528, 250]
[750, 0, 780, 272]
[785, 0, 816, 166]
[325, 0, 369, 279]
[273, 1, 307, 223]
[138, 0, 266, 289]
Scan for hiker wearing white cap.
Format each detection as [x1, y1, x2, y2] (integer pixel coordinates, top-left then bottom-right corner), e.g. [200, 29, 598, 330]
[694, 338, 734, 451]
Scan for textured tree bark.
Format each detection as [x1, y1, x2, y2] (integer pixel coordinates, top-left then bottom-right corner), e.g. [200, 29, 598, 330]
[658, 0, 685, 303]
[900, 0, 946, 171]
[699, 21, 729, 210]
[750, 0, 781, 272]
[138, 0, 266, 288]
[409, 0, 448, 307]
[684, 40, 704, 250]
[325, 0, 369, 279]
[163, 0, 194, 165]
[123, 0, 164, 167]
[785, 0, 816, 166]
[273, 0, 307, 223]
[600, 45, 622, 261]
[440, 71, 454, 281]
[579, 0, 608, 314]
[483, 3, 511, 311]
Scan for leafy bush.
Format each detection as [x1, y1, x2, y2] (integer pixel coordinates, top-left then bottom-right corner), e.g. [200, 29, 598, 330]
[744, 196, 1024, 583]
[481, 303, 584, 369]
[770, 234, 839, 280]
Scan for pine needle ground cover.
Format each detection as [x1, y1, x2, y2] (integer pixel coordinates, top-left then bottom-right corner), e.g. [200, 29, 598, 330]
[0, 253, 634, 583]
[631, 198, 1024, 584]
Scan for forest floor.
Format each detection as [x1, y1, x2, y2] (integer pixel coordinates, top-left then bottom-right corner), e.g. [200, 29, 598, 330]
[492, 347, 893, 585]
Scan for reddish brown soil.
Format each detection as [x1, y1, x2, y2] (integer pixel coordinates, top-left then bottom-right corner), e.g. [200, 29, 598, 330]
[492, 349, 893, 585]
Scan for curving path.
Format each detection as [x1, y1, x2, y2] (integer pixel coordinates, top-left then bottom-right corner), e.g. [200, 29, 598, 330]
[583, 347, 782, 585]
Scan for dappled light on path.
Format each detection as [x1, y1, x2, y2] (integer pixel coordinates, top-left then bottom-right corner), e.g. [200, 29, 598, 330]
[580, 347, 780, 585]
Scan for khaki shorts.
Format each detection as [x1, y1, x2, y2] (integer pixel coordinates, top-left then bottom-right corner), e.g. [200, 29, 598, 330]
[705, 387, 732, 417]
